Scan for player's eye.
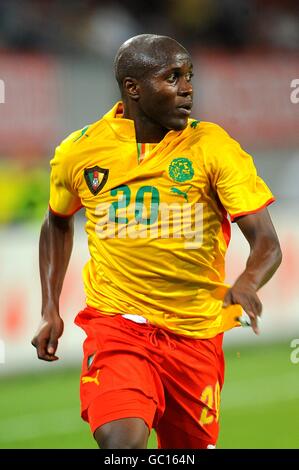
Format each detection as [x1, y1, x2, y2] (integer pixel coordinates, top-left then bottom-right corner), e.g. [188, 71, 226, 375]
[185, 72, 193, 82]
[166, 73, 177, 84]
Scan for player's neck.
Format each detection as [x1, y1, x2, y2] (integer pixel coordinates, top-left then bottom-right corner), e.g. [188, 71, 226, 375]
[133, 118, 167, 143]
[123, 104, 168, 143]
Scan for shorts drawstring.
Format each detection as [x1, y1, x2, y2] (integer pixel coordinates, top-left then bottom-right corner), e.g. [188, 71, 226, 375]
[148, 327, 176, 350]
[120, 314, 176, 350]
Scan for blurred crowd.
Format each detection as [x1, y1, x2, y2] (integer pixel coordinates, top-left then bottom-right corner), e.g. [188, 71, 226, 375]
[1, 0, 298, 225]
[0, 0, 299, 57]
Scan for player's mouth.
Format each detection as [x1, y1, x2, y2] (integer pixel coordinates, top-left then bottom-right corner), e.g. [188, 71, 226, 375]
[176, 102, 192, 116]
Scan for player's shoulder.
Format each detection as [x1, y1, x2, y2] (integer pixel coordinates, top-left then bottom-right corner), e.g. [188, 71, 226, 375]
[55, 116, 108, 156]
[188, 119, 232, 142]
[61, 118, 107, 147]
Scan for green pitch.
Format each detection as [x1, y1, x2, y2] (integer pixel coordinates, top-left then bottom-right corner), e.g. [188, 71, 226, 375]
[0, 340, 298, 449]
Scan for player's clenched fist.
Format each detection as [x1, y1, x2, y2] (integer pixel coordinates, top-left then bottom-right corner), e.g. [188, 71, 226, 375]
[31, 315, 64, 361]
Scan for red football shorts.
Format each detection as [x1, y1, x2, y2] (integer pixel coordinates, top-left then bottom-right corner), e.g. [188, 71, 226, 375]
[75, 306, 225, 449]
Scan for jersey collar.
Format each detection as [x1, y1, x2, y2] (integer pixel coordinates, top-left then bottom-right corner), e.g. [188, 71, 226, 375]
[102, 101, 193, 143]
[102, 102, 136, 141]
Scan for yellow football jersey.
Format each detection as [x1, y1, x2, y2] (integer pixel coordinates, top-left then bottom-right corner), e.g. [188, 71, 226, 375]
[49, 102, 275, 338]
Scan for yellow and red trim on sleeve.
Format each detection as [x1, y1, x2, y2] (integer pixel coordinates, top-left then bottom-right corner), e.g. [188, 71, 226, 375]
[48, 204, 83, 218]
[230, 197, 275, 222]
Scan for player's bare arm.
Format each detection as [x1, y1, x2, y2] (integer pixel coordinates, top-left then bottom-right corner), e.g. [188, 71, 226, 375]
[31, 210, 74, 361]
[223, 208, 282, 334]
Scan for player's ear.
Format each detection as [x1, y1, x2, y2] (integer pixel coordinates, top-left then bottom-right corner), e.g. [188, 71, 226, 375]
[123, 77, 140, 101]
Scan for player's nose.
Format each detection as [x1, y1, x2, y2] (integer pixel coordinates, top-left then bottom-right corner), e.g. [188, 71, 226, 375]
[177, 78, 193, 97]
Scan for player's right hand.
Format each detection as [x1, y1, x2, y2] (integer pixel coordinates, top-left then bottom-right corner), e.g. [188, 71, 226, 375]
[31, 314, 64, 361]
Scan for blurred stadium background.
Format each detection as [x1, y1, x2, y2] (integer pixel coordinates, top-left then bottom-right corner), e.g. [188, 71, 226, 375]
[0, 0, 299, 449]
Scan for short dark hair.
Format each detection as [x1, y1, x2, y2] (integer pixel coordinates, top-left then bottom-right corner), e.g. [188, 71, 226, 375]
[114, 34, 189, 91]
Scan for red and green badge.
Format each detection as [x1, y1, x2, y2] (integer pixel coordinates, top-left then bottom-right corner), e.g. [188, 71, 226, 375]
[84, 166, 109, 195]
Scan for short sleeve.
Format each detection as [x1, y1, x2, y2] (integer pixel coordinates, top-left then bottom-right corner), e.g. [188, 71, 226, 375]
[209, 134, 275, 222]
[49, 133, 82, 217]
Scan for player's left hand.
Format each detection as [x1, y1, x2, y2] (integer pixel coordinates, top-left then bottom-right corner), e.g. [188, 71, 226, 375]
[223, 281, 262, 335]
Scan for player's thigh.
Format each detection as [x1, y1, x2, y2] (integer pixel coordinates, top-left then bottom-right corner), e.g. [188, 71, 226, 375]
[156, 391, 220, 449]
[156, 334, 224, 448]
[79, 316, 163, 434]
[94, 417, 149, 449]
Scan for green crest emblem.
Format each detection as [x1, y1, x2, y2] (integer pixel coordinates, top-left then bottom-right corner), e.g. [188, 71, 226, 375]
[168, 158, 194, 183]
